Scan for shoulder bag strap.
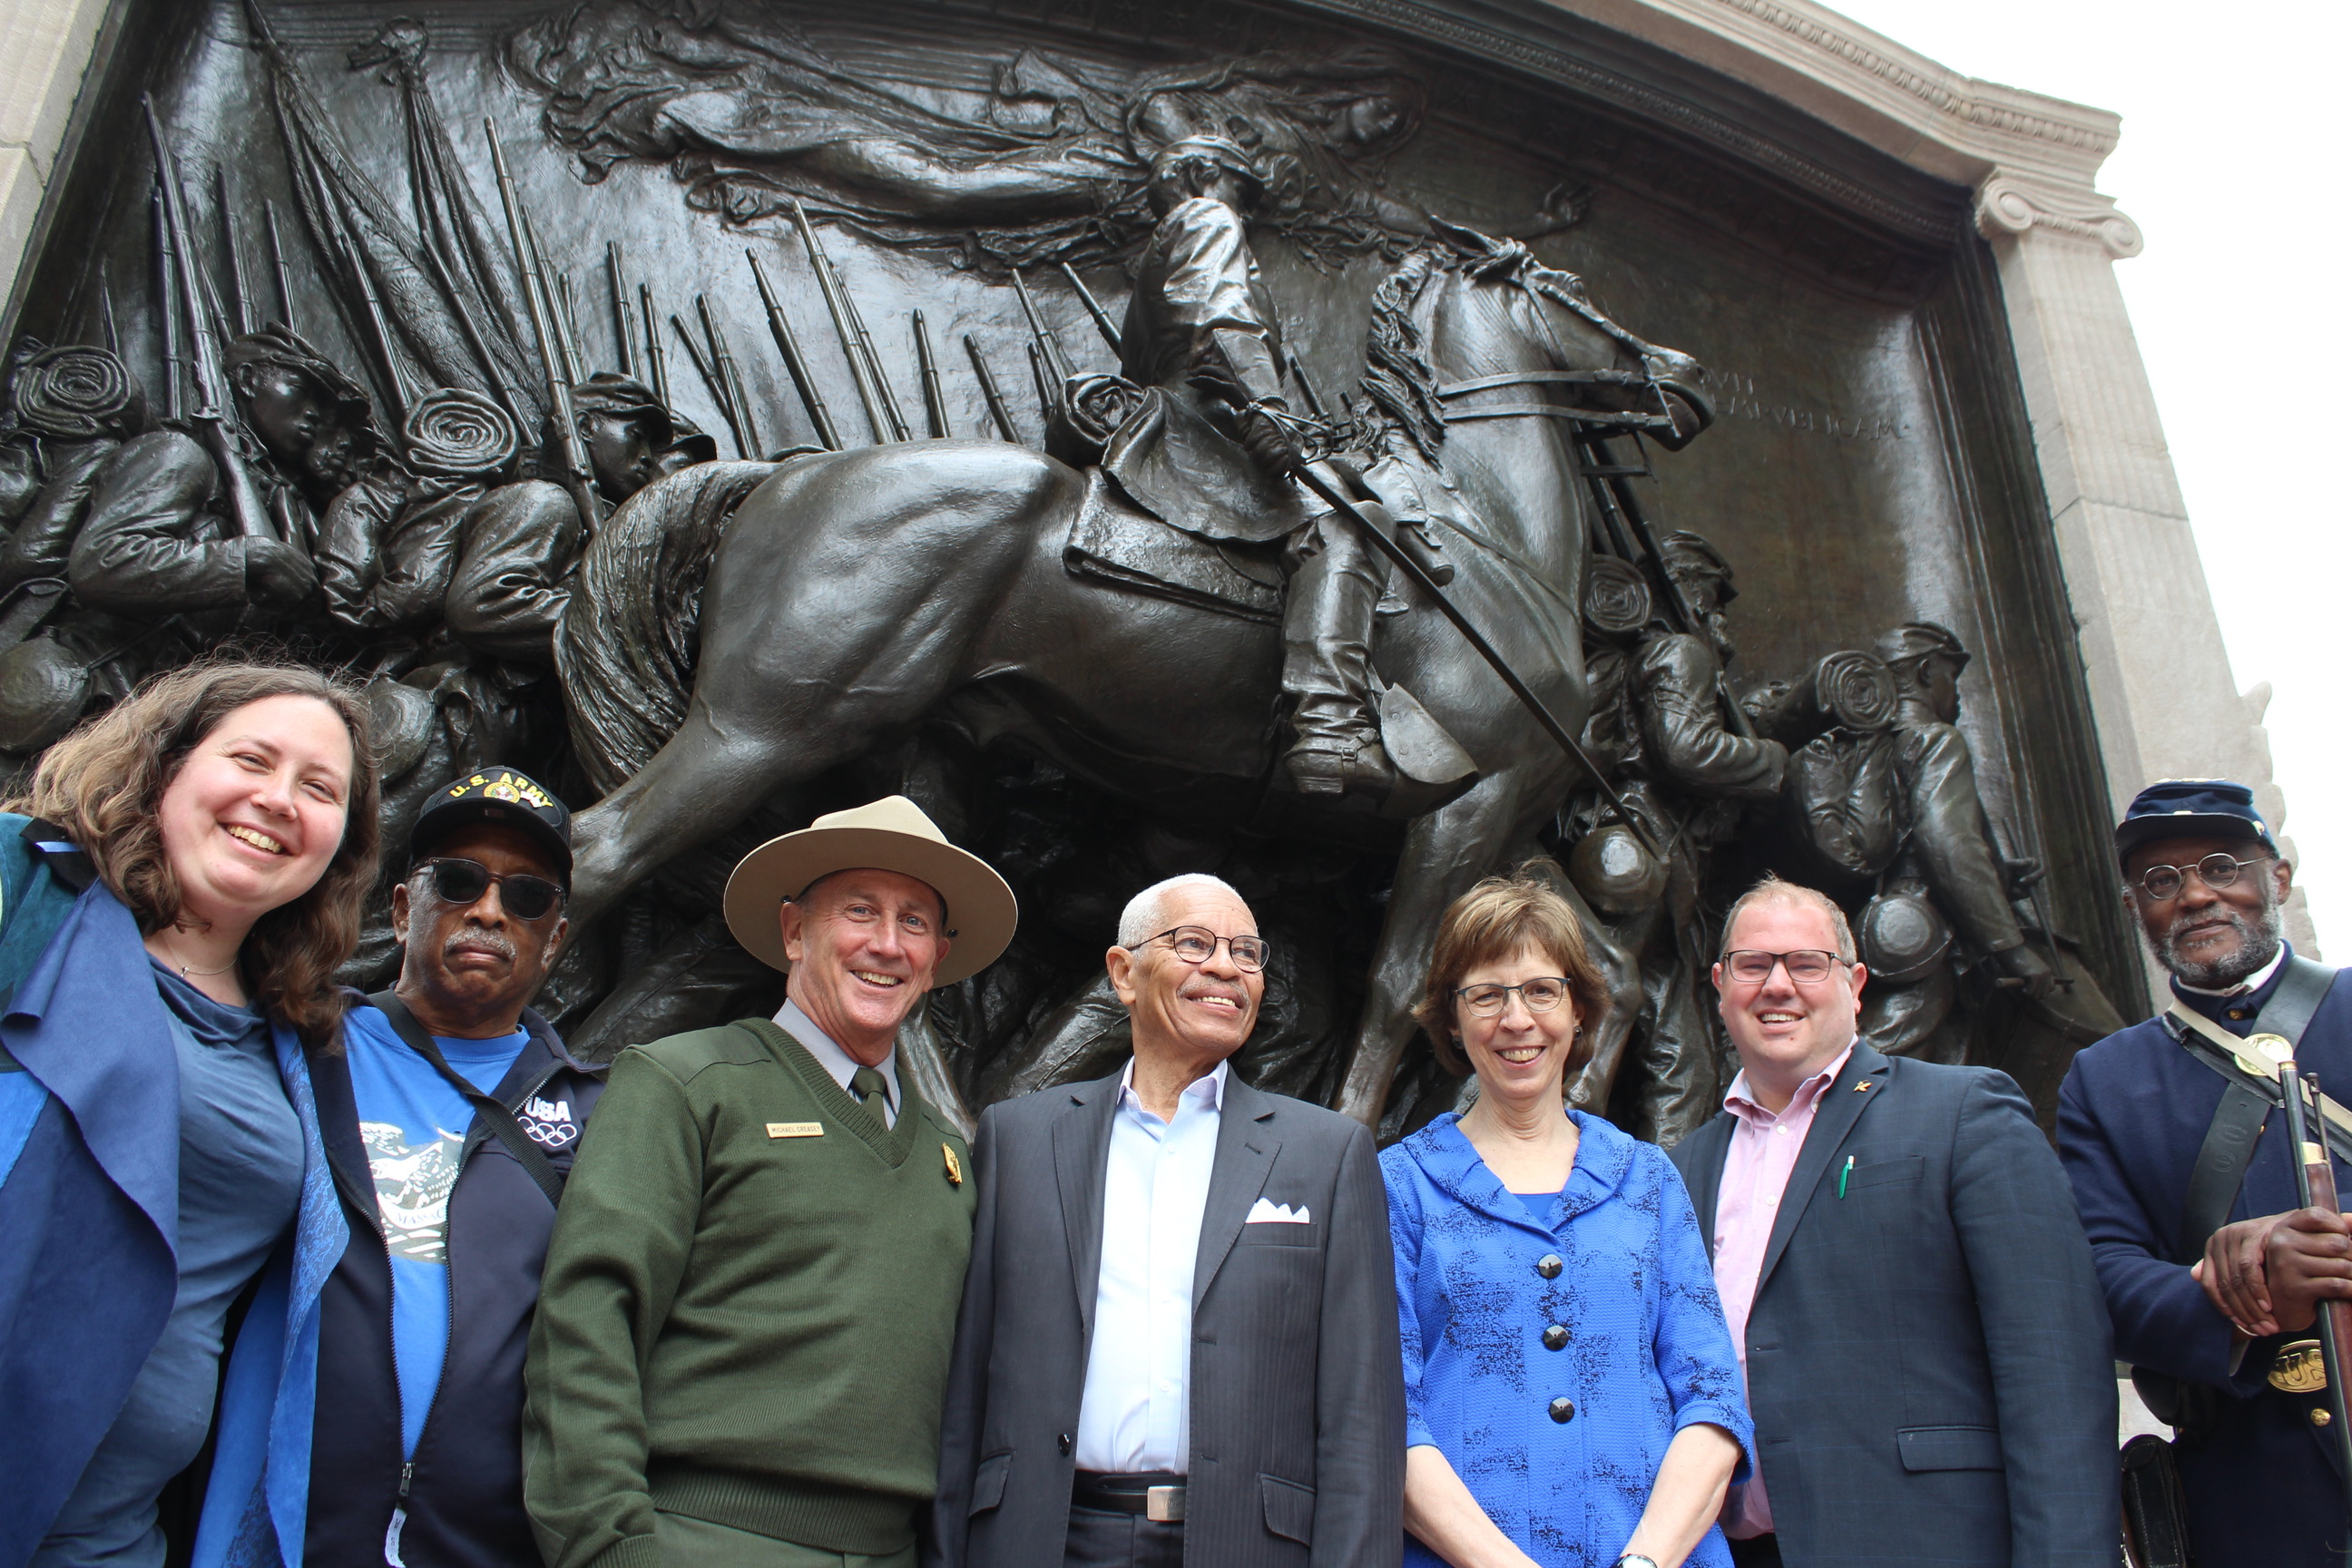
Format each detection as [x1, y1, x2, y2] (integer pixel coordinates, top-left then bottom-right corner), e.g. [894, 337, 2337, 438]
[367, 990, 566, 1208]
[2176, 1084, 2272, 1264]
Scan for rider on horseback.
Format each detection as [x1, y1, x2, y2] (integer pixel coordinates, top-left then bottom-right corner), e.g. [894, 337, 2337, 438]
[1113, 135, 1398, 800]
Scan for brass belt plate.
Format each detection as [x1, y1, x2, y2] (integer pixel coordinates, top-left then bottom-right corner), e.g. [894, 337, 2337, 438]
[2271, 1339, 2328, 1395]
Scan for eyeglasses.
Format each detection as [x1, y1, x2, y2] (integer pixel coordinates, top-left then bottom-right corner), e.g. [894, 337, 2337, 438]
[2131, 853, 2271, 903]
[1720, 949, 1847, 985]
[415, 858, 565, 920]
[1453, 977, 1572, 1017]
[1148, 926, 1270, 973]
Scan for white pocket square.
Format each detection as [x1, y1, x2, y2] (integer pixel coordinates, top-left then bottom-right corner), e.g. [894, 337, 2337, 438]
[1246, 1198, 1311, 1224]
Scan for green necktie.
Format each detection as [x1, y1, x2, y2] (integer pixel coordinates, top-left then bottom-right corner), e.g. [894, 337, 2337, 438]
[851, 1066, 891, 1130]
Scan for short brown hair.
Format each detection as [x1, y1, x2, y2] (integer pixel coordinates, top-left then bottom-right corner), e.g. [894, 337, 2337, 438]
[6, 659, 379, 1050]
[1415, 867, 1610, 1078]
[1718, 873, 1856, 964]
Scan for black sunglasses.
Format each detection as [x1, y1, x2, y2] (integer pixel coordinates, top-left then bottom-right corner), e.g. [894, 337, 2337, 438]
[414, 858, 566, 920]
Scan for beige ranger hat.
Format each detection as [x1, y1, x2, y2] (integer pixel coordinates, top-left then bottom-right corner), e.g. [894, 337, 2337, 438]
[720, 795, 1017, 985]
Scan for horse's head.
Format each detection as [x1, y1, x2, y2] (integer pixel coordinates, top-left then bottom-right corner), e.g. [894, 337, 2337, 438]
[1424, 219, 1714, 450]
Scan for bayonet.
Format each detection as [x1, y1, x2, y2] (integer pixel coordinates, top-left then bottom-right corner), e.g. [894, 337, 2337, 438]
[639, 280, 670, 408]
[747, 249, 839, 451]
[217, 167, 252, 337]
[1026, 341, 1055, 423]
[607, 242, 636, 378]
[98, 262, 120, 357]
[263, 200, 295, 332]
[671, 312, 735, 447]
[1011, 268, 1073, 386]
[697, 293, 758, 458]
[837, 262, 907, 442]
[965, 335, 1016, 443]
[485, 119, 602, 529]
[789, 198, 888, 445]
[912, 311, 947, 439]
[1058, 262, 1122, 356]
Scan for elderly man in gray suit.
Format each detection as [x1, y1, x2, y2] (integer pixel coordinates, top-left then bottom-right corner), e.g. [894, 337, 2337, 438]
[929, 873, 1403, 1568]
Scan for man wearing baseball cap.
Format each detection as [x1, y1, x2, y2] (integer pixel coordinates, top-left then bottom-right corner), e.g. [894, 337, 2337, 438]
[307, 766, 604, 1566]
[2058, 779, 2352, 1565]
[524, 795, 1017, 1568]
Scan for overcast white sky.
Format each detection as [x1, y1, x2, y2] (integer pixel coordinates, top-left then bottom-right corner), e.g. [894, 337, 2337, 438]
[1819, 0, 2352, 950]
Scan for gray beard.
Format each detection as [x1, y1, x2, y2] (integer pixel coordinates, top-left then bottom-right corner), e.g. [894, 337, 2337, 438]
[2151, 886, 2284, 990]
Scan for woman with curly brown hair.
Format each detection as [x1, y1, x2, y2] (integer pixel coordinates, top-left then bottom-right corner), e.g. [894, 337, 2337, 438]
[0, 660, 377, 1568]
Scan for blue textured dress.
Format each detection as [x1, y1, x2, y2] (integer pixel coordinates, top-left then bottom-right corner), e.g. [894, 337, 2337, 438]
[1382, 1109, 1754, 1568]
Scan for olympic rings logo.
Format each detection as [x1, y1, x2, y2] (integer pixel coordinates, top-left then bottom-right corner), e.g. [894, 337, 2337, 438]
[522, 1119, 577, 1148]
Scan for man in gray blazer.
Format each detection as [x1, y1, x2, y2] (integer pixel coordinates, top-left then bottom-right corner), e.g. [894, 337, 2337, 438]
[1669, 875, 2115, 1568]
[929, 874, 1403, 1568]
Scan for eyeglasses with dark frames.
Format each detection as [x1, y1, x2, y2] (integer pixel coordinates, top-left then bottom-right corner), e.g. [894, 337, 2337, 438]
[1452, 977, 1573, 1017]
[2129, 853, 2272, 904]
[1146, 926, 1270, 973]
[1720, 949, 1847, 986]
[414, 858, 566, 921]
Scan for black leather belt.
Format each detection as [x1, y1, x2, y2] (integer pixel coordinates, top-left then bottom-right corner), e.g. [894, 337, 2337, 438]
[1073, 1471, 1186, 1523]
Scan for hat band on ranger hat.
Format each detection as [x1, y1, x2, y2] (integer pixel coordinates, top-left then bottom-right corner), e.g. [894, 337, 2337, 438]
[722, 795, 1018, 987]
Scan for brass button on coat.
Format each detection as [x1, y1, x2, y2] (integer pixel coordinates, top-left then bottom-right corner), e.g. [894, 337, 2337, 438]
[2315, 1409, 2335, 1429]
[1543, 1325, 1568, 1350]
[1536, 1254, 1563, 1279]
[1548, 1396, 1576, 1423]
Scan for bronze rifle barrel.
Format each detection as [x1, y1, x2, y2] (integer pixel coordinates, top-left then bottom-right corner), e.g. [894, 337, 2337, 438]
[747, 248, 839, 451]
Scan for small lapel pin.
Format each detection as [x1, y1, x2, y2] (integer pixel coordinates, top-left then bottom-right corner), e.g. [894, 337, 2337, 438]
[944, 1143, 964, 1186]
[1855, 1081, 1874, 1093]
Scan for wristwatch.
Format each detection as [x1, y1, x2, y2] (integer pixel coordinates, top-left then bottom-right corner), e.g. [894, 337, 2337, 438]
[1614, 1556, 1661, 1568]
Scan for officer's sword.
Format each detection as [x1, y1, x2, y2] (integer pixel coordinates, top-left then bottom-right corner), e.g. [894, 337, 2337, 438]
[1285, 458, 1663, 862]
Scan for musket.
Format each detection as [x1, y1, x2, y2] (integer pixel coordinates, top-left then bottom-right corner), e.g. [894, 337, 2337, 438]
[335, 221, 413, 426]
[912, 310, 947, 439]
[965, 335, 1017, 443]
[216, 167, 252, 337]
[639, 280, 670, 409]
[834, 260, 908, 442]
[1286, 456, 1662, 860]
[485, 120, 602, 530]
[2270, 1050, 2352, 1511]
[143, 100, 280, 547]
[418, 238, 532, 446]
[152, 188, 185, 421]
[746, 249, 839, 451]
[789, 198, 889, 444]
[607, 242, 636, 378]
[262, 200, 295, 332]
[671, 312, 737, 450]
[1025, 342, 1055, 425]
[698, 294, 759, 458]
[1058, 262, 1122, 356]
[1010, 268, 1073, 386]
[551, 261, 587, 386]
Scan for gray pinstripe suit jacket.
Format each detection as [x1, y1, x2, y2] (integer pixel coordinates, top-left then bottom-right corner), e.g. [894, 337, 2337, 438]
[927, 1068, 1404, 1568]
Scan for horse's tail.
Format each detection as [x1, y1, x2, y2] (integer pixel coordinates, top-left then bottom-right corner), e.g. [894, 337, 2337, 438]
[554, 459, 782, 796]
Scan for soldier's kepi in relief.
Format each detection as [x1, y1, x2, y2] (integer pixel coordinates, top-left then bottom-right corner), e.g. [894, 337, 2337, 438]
[524, 795, 1016, 1568]
[308, 766, 604, 1568]
[1112, 135, 1403, 800]
[2057, 779, 2352, 1568]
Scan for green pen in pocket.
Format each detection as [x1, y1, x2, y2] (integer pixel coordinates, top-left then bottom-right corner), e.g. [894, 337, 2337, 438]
[1838, 1154, 1854, 1198]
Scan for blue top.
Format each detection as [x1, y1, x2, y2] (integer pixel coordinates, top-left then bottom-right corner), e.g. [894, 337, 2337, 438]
[1382, 1109, 1754, 1568]
[340, 1003, 529, 1459]
[37, 967, 302, 1568]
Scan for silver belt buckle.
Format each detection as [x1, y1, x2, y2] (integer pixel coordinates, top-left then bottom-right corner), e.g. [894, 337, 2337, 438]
[1146, 1484, 1186, 1524]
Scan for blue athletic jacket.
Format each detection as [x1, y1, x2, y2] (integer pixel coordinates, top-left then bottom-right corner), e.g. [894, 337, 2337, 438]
[0, 813, 346, 1568]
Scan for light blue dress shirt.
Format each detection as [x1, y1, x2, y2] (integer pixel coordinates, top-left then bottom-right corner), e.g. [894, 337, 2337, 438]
[771, 998, 898, 1127]
[1073, 1057, 1229, 1474]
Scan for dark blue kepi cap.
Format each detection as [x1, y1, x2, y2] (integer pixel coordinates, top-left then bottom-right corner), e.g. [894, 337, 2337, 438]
[2114, 779, 2277, 865]
[410, 768, 573, 886]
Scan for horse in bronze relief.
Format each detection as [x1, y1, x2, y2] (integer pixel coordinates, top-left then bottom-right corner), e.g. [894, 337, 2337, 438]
[555, 223, 1710, 1128]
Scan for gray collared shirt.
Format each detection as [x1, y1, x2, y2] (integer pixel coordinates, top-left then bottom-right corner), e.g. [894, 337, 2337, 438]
[770, 997, 899, 1128]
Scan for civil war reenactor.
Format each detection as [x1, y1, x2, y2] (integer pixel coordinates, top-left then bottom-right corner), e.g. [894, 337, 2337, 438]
[308, 768, 603, 1566]
[445, 370, 712, 666]
[524, 795, 1015, 1567]
[2058, 779, 2352, 1567]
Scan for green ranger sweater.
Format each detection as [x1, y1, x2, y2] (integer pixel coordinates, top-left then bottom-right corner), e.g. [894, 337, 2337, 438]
[523, 1019, 976, 1568]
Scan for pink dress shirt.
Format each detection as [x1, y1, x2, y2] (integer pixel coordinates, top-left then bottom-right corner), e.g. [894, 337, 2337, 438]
[1710, 1042, 1855, 1539]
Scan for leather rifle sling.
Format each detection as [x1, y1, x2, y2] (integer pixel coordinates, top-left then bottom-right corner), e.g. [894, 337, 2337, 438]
[367, 990, 566, 1208]
[2167, 956, 2347, 1260]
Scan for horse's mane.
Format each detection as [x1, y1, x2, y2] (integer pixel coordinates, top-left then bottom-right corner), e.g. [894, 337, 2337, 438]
[1357, 222, 1603, 466]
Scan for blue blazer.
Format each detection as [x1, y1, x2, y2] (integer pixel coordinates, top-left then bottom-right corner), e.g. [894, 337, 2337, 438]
[0, 815, 344, 1568]
[2057, 953, 2352, 1568]
[1382, 1109, 1753, 1568]
[1671, 1044, 2117, 1568]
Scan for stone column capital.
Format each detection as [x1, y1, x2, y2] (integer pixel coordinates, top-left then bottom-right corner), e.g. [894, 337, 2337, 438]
[1975, 174, 2144, 260]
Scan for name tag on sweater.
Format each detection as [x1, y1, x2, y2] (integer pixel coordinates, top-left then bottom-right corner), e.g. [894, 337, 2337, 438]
[767, 1122, 824, 1138]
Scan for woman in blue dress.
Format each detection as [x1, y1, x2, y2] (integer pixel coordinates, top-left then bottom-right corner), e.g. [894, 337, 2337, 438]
[1382, 872, 1751, 1568]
